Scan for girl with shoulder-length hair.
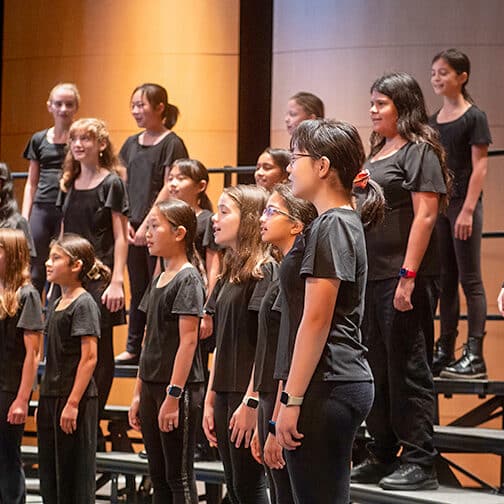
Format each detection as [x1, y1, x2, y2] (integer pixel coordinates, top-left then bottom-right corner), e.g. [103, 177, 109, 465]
[429, 48, 492, 379]
[351, 72, 448, 492]
[203, 184, 276, 504]
[22, 83, 80, 295]
[274, 119, 382, 503]
[0, 229, 43, 504]
[116, 83, 189, 365]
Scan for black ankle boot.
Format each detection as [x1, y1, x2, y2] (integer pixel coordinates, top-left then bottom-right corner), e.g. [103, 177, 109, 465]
[439, 336, 487, 380]
[432, 332, 457, 376]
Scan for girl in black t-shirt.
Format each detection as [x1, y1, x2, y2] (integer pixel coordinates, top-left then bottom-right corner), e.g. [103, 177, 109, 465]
[275, 120, 383, 504]
[58, 118, 129, 442]
[22, 83, 80, 295]
[254, 148, 290, 191]
[128, 199, 205, 503]
[203, 184, 275, 504]
[0, 229, 43, 504]
[252, 184, 317, 504]
[116, 83, 189, 365]
[430, 49, 492, 378]
[351, 73, 448, 491]
[38, 234, 106, 504]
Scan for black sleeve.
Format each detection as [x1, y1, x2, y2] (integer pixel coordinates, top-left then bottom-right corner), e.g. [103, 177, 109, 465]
[104, 175, 130, 217]
[138, 277, 157, 314]
[17, 285, 44, 331]
[248, 262, 278, 312]
[56, 189, 66, 209]
[202, 216, 221, 251]
[15, 216, 37, 258]
[71, 294, 101, 338]
[204, 278, 223, 315]
[119, 136, 133, 167]
[300, 214, 356, 282]
[163, 135, 189, 168]
[401, 142, 447, 195]
[469, 108, 492, 146]
[22, 130, 45, 161]
[172, 271, 204, 316]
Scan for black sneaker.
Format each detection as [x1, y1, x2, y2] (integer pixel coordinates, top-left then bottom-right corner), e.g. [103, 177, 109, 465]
[351, 456, 400, 484]
[379, 463, 439, 490]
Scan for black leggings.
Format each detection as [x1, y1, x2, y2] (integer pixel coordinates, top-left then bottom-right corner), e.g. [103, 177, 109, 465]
[139, 381, 204, 504]
[214, 392, 269, 504]
[29, 202, 62, 295]
[258, 391, 294, 504]
[126, 236, 157, 355]
[0, 391, 25, 504]
[436, 198, 486, 340]
[284, 381, 373, 504]
[37, 395, 98, 504]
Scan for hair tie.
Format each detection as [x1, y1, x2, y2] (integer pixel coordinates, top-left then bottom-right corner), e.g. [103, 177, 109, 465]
[353, 169, 370, 189]
[86, 261, 101, 280]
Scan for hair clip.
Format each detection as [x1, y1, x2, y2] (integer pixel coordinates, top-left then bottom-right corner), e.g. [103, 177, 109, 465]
[353, 169, 370, 189]
[86, 262, 101, 280]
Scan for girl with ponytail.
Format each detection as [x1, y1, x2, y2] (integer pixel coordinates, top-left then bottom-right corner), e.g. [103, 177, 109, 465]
[129, 199, 205, 503]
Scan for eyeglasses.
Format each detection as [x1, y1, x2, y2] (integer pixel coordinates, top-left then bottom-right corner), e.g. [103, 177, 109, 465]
[262, 206, 296, 220]
[289, 152, 313, 165]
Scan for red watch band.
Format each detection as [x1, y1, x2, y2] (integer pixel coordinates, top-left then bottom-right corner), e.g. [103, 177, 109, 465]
[399, 267, 417, 279]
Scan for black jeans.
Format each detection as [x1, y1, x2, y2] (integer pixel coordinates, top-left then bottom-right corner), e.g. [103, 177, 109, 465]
[126, 232, 157, 355]
[29, 202, 62, 295]
[214, 392, 269, 504]
[139, 382, 204, 504]
[37, 395, 98, 504]
[436, 198, 486, 340]
[363, 276, 438, 468]
[0, 391, 25, 504]
[258, 391, 294, 504]
[284, 381, 373, 504]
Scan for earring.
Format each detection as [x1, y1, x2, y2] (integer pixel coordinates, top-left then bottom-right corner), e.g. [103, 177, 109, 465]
[99, 151, 104, 159]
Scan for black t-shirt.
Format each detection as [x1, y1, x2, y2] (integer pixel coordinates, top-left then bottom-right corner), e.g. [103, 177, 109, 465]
[41, 291, 101, 398]
[0, 284, 44, 393]
[196, 210, 219, 266]
[58, 172, 129, 269]
[429, 106, 492, 200]
[23, 129, 67, 204]
[120, 132, 188, 224]
[364, 142, 447, 281]
[0, 213, 37, 258]
[211, 262, 277, 393]
[139, 267, 205, 384]
[253, 276, 281, 392]
[274, 233, 307, 381]
[298, 208, 373, 382]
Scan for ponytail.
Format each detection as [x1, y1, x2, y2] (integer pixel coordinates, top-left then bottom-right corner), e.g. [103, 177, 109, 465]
[352, 170, 385, 228]
[85, 258, 111, 286]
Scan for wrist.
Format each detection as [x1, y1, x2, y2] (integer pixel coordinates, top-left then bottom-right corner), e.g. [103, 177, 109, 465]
[66, 399, 79, 408]
[242, 396, 259, 409]
[166, 384, 184, 399]
[280, 391, 304, 407]
[399, 267, 416, 279]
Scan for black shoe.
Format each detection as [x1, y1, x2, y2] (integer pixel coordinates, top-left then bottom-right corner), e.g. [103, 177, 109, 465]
[115, 355, 139, 366]
[379, 463, 439, 490]
[431, 334, 456, 376]
[440, 337, 487, 380]
[351, 456, 399, 484]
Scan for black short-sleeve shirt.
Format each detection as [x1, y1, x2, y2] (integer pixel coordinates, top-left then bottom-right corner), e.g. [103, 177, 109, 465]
[429, 106, 492, 200]
[299, 208, 373, 382]
[41, 292, 101, 398]
[196, 210, 220, 266]
[364, 142, 447, 281]
[120, 132, 188, 224]
[1, 213, 37, 258]
[139, 267, 205, 384]
[0, 284, 44, 393]
[253, 276, 281, 392]
[23, 129, 67, 204]
[274, 233, 307, 381]
[59, 172, 129, 269]
[212, 262, 277, 393]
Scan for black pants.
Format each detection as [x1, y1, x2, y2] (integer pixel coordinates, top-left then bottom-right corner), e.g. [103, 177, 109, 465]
[436, 198, 486, 340]
[126, 233, 157, 355]
[363, 277, 438, 468]
[139, 381, 204, 504]
[258, 391, 294, 504]
[214, 392, 269, 504]
[29, 202, 62, 295]
[38, 395, 98, 504]
[284, 381, 373, 504]
[0, 391, 25, 504]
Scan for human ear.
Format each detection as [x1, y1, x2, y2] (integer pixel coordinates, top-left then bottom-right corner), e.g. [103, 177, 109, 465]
[175, 225, 187, 242]
[318, 156, 331, 179]
[290, 220, 304, 235]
